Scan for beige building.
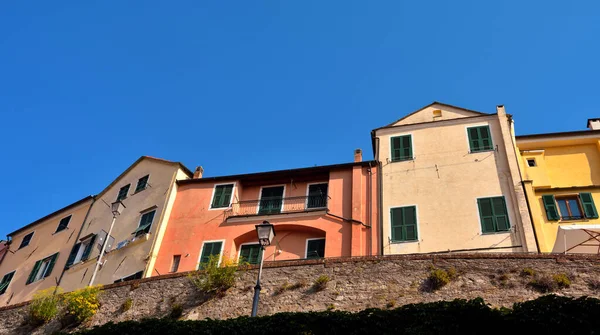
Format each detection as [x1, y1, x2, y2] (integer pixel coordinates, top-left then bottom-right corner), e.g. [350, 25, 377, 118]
[371, 102, 537, 255]
[60, 156, 191, 291]
[0, 196, 94, 305]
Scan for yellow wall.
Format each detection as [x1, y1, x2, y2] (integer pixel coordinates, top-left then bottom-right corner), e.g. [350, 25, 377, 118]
[518, 136, 600, 252]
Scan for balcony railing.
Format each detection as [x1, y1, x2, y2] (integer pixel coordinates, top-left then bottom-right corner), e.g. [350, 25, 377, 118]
[226, 195, 328, 218]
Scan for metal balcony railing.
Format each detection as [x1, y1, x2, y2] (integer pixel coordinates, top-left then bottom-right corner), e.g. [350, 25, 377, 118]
[226, 195, 328, 218]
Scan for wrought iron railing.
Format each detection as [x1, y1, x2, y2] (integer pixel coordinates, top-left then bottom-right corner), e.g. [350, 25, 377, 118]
[226, 195, 328, 218]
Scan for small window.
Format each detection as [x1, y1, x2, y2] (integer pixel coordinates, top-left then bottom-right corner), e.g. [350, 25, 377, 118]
[542, 193, 599, 221]
[478, 196, 510, 233]
[19, 232, 34, 249]
[0, 271, 16, 295]
[527, 159, 536, 167]
[66, 234, 97, 267]
[117, 184, 131, 201]
[307, 184, 328, 209]
[390, 206, 418, 242]
[306, 239, 326, 259]
[391, 135, 413, 162]
[55, 215, 72, 233]
[170, 255, 181, 273]
[135, 175, 149, 193]
[467, 126, 494, 153]
[114, 271, 143, 283]
[132, 210, 156, 237]
[239, 244, 262, 264]
[211, 184, 234, 209]
[26, 253, 59, 284]
[556, 196, 584, 220]
[198, 241, 223, 269]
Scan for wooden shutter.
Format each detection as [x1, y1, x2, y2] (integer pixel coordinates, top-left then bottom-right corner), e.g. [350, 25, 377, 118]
[199, 242, 223, 268]
[44, 253, 59, 278]
[212, 185, 233, 208]
[478, 198, 496, 233]
[579, 193, 598, 219]
[82, 235, 97, 261]
[391, 207, 417, 241]
[390, 208, 401, 241]
[391, 137, 401, 161]
[468, 127, 480, 152]
[542, 195, 560, 221]
[391, 136, 412, 161]
[26, 260, 42, 285]
[480, 126, 492, 150]
[492, 197, 510, 231]
[66, 243, 81, 267]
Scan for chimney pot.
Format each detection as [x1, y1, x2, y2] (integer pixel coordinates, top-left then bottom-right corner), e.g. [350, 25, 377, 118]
[496, 105, 506, 116]
[354, 149, 362, 162]
[588, 119, 600, 130]
[193, 166, 204, 179]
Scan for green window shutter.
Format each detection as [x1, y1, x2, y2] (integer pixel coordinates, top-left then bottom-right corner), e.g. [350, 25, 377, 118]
[391, 135, 413, 162]
[81, 235, 97, 261]
[133, 211, 156, 236]
[44, 253, 59, 278]
[479, 197, 511, 233]
[542, 195, 560, 221]
[66, 243, 81, 267]
[306, 239, 326, 258]
[468, 126, 493, 152]
[199, 242, 223, 268]
[390, 208, 400, 241]
[479, 126, 492, 151]
[0, 272, 15, 294]
[468, 127, 480, 152]
[579, 193, 599, 219]
[240, 244, 262, 264]
[135, 175, 149, 193]
[212, 185, 234, 208]
[492, 197, 510, 231]
[390, 206, 417, 242]
[27, 260, 42, 285]
[478, 198, 496, 233]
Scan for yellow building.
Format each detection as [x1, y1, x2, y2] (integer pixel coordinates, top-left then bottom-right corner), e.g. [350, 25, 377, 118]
[517, 120, 600, 253]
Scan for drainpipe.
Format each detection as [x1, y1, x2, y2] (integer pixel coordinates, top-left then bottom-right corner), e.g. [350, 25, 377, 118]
[374, 136, 384, 256]
[367, 162, 373, 256]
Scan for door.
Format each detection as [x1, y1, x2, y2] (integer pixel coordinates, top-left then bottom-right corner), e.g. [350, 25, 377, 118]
[259, 186, 284, 214]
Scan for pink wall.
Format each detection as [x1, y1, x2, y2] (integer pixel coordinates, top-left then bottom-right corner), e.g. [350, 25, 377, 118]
[153, 163, 379, 276]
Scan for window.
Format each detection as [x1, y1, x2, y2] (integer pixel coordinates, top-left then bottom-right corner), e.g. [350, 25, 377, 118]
[211, 184, 234, 209]
[55, 215, 71, 233]
[478, 197, 510, 233]
[135, 175, 149, 193]
[467, 126, 493, 152]
[307, 183, 328, 209]
[117, 184, 131, 201]
[390, 206, 418, 242]
[26, 253, 59, 284]
[114, 271, 143, 283]
[527, 159, 536, 167]
[0, 271, 15, 295]
[306, 238, 326, 259]
[198, 241, 223, 269]
[170, 255, 181, 273]
[19, 232, 34, 249]
[391, 135, 413, 162]
[258, 186, 284, 214]
[66, 234, 97, 267]
[239, 244, 262, 265]
[543, 193, 598, 221]
[132, 210, 156, 237]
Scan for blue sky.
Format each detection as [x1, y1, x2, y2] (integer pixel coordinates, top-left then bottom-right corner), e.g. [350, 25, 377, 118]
[1, 1, 598, 237]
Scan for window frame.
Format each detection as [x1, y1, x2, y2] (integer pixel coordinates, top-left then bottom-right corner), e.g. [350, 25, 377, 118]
[73, 235, 96, 265]
[389, 133, 414, 162]
[133, 209, 157, 237]
[18, 231, 35, 249]
[28, 252, 59, 284]
[134, 175, 150, 194]
[389, 205, 419, 243]
[466, 124, 494, 153]
[117, 184, 131, 201]
[476, 196, 511, 234]
[526, 158, 537, 167]
[209, 182, 236, 210]
[305, 182, 329, 209]
[0, 271, 16, 295]
[305, 238, 326, 259]
[237, 242, 262, 265]
[54, 215, 72, 234]
[170, 255, 181, 273]
[197, 239, 225, 268]
[257, 184, 286, 215]
[556, 195, 584, 220]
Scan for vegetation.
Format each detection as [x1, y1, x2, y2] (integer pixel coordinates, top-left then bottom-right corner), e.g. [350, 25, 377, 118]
[29, 287, 63, 326]
[528, 273, 571, 293]
[426, 268, 458, 291]
[553, 273, 571, 289]
[70, 295, 600, 334]
[313, 275, 330, 292]
[64, 286, 102, 323]
[189, 255, 240, 295]
[170, 303, 183, 319]
[521, 268, 535, 277]
[121, 298, 133, 312]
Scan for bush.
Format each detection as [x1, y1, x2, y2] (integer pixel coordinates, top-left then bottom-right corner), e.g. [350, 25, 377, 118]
[189, 255, 239, 295]
[64, 286, 102, 323]
[169, 303, 183, 319]
[553, 273, 571, 289]
[29, 287, 63, 326]
[528, 276, 555, 293]
[121, 298, 133, 312]
[521, 268, 535, 277]
[313, 275, 330, 292]
[427, 268, 451, 291]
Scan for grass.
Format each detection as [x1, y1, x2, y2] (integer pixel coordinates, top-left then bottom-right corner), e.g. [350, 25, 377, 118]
[313, 275, 331, 292]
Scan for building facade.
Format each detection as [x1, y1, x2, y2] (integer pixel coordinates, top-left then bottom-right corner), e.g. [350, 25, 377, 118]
[516, 120, 600, 253]
[152, 152, 379, 275]
[0, 196, 93, 305]
[372, 102, 537, 255]
[59, 157, 191, 291]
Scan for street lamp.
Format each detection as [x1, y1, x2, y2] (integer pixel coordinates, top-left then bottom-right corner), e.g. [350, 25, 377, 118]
[89, 200, 125, 286]
[251, 221, 275, 317]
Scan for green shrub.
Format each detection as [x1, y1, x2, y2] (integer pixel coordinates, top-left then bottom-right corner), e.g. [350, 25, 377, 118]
[528, 276, 555, 293]
[189, 255, 239, 295]
[121, 298, 133, 312]
[427, 268, 451, 291]
[313, 275, 330, 292]
[169, 303, 183, 319]
[446, 267, 458, 280]
[553, 273, 571, 289]
[521, 268, 535, 277]
[326, 304, 335, 311]
[64, 285, 102, 323]
[29, 287, 62, 326]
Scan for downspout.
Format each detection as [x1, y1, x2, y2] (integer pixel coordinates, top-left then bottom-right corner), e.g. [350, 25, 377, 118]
[367, 162, 373, 256]
[373, 134, 384, 256]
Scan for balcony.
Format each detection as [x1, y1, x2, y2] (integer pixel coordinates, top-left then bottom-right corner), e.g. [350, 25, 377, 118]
[225, 195, 328, 221]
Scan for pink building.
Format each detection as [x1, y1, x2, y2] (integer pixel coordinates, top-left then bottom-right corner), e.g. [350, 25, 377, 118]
[153, 151, 379, 274]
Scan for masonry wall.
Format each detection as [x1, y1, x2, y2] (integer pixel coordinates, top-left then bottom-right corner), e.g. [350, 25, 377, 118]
[2, 254, 600, 335]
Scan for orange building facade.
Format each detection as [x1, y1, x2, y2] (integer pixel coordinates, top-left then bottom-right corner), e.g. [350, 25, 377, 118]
[152, 154, 379, 274]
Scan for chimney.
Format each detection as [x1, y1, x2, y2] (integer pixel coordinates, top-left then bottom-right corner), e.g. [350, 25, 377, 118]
[588, 118, 600, 130]
[193, 166, 204, 179]
[354, 149, 362, 162]
[496, 105, 506, 116]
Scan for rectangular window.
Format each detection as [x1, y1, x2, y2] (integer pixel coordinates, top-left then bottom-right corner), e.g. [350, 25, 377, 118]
[198, 241, 223, 269]
[390, 206, 418, 242]
[117, 184, 131, 201]
[258, 186, 284, 214]
[527, 159, 536, 167]
[114, 271, 143, 283]
[132, 210, 156, 237]
[478, 196, 510, 233]
[135, 175, 149, 193]
[542, 193, 598, 221]
[467, 125, 494, 152]
[27, 253, 59, 284]
[557, 196, 584, 220]
[170, 255, 181, 273]
[55, 215, 72, 233]
[306, 238, 326, 259]
[66, 234, 97, 267]
[239, 244, 262, 264]
[0, 271, 15, 295]
[391, 135, 413, 162]
[211, 184, 234, 209]
[19, 232, 34, 249]
[307, 184, 328, 209]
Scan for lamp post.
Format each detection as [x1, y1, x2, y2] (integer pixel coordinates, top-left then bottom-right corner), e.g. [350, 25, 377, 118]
[89, 200, 125, 286]
[251, 220, 275, 317]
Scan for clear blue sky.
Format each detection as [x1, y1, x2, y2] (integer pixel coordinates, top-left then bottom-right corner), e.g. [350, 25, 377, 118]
[1, 1, 598, 237]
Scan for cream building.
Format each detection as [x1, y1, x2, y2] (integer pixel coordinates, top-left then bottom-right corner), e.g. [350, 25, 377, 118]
[371, 102, 537, 255]
[0, 197, 93, 305]
[59, 156, 191, 291]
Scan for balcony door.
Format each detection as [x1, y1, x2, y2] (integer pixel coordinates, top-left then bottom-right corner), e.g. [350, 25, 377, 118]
[259, 186, 284, 214]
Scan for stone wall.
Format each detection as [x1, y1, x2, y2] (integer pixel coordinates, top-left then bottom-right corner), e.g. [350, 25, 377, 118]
[2, 253, 600, 334]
